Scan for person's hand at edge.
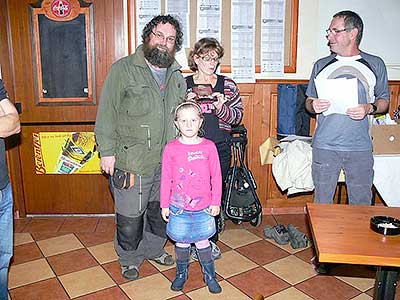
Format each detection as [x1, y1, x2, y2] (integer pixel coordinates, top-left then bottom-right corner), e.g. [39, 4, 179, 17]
[209, 205, 220, 216]
[100, 155, 116, 176]
[161, 208, 170, 222]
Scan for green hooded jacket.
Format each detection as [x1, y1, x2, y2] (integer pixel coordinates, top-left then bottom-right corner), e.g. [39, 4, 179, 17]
[95, 45, 186, 176]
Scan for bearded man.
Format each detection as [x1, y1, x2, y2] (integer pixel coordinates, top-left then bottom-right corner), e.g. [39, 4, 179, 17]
[95, 15, 186, 280]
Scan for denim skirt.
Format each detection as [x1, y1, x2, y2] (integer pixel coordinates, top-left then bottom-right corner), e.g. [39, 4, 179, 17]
[166, 205, 216, 243]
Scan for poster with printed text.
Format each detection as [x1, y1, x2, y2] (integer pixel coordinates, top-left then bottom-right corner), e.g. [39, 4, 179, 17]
[33, 132, 101, 174]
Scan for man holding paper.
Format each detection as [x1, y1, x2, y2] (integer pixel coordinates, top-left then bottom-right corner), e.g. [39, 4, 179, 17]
[305, 10, 389, 205]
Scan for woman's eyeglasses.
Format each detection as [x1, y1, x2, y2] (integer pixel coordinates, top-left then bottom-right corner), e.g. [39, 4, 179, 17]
[200, 55, 220, 63]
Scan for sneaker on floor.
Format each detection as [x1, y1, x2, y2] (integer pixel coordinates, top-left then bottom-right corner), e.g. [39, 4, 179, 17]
[210, 241, 222, 260]
[121, 265, 139, 280]
[264, 224, 289, 245]
[190, 246, 199, 261]
[151, 252, 175, 266]
[287, 224, 308, 249]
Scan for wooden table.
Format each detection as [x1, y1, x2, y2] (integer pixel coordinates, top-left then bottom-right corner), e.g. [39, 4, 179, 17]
[307, 203, 400, 300]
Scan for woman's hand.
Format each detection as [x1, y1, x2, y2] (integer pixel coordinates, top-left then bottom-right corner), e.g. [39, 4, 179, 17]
[209, 205, 220, 216]
[211, 92, 227, 111]
[161, 208, 170, 222]
[186, 91, 198, 102]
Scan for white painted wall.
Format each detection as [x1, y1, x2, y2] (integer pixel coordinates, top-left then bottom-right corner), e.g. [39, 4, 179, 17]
[256, 0, 400, 80]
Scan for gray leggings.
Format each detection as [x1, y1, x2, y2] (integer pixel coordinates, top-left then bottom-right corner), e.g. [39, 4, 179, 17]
[312, 148, 373, 205]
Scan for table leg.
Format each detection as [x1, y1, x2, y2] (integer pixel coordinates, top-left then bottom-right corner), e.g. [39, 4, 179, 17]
[373, 267, 399, 300]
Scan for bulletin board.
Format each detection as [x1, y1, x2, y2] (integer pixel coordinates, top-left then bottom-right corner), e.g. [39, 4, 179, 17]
[128, 0, 298, 73]
[30, 0, 95, 104]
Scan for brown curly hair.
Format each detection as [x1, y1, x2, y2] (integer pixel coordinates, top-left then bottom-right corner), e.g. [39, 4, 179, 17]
[187, 38, 224, 72]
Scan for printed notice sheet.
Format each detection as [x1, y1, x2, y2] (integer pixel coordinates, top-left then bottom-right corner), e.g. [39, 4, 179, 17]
[231, 0, 256, 83]
[196, 0, 222, 41]
[314, 77, 359, 116]
[135, 0, 161, 45]
[261, 0, 285, 76]
[166, 0, 190, 48]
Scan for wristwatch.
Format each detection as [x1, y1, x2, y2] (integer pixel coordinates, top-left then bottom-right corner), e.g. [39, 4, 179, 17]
[369, 103, 378, 115]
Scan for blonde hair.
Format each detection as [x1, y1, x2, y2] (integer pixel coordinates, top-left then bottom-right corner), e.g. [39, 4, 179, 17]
[174, 101, 204, 136]
[174, 101, 203, 120]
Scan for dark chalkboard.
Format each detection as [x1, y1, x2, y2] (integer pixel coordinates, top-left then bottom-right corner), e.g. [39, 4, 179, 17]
[39, 13, 88, 98]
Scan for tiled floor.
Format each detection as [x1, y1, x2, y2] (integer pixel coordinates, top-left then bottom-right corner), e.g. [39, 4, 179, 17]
[8, 214, 400, 300]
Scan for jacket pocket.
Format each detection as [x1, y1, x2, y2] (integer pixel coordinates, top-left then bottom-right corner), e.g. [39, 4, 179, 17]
[119, 142, 147, 173]
[123, 85, 152, 117]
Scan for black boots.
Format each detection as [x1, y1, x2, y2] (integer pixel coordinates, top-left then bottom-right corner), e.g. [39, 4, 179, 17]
[198, 246, 222, 294]
[171, 245, 222, 294]
[171, 246, 190, 291]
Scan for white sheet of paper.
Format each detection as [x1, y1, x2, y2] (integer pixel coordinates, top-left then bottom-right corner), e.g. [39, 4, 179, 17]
[314, 77, 358, 116]
[280, 135, 313, 142]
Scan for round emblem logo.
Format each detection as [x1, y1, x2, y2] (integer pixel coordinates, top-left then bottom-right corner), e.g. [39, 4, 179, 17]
[51, 0, 71, 18]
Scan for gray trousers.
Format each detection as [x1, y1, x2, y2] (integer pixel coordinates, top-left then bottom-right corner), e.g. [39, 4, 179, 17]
[312, 148, 374, 205]
[110, 166, 167, 267]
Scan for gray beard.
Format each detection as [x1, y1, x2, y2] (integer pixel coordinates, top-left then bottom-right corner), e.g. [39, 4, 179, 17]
[143, 43, 175, 68]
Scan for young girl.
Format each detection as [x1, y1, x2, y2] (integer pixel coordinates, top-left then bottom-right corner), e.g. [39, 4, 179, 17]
[160, 101, 222, 293]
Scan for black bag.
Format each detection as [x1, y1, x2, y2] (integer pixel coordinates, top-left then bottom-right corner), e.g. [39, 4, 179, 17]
[223, 125, 262, 222]
[112, 168, 134, 189]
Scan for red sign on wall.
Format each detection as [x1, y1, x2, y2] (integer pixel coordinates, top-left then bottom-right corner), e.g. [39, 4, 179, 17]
[51, 0, 71, 18]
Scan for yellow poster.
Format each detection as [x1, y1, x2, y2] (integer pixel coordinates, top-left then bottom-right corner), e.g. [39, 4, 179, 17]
[33, 132, 101, 174]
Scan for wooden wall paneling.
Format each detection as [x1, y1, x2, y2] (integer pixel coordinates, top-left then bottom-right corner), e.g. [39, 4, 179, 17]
[263, 83, 279, 203]
[0, 0, 25, 217]
[258, 83, 272, 206]
[91, 0, 126, 107]
[389, 82, 400, 118]
[253, 83, 268, 206]
[238, 83, 275, 209]
[6, 0, 126, 123]
[3, 0, 127, 215]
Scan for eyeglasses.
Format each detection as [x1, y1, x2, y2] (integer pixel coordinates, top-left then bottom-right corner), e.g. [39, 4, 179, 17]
[325, 27, 353, 35]
[151, 31, 176, 44]
[200, 55, 220, 63]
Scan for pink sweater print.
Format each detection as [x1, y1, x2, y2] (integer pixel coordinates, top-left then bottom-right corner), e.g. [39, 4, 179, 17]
[160, 138, 222, 211]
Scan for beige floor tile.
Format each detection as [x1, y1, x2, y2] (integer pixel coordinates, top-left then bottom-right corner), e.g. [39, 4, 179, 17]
[37, 233, 84, 257]
[264, 238, 310, 254]
[120, 273, 181, 300]
[264, 287, 314, 300]
[264, 255, 316, 285]
[14, 233, 34, 246]
[350, 294, 373, 300]
[215, 250, 257, 278]
[219, 229, 261, 248]
[187, 280, 251, 300]
[87, 241, 118, 264]
[335, 275, 375, 292]
[58, 266, 115, 299]
[148, 244, 176, 271]
[8, 258, 55, 289]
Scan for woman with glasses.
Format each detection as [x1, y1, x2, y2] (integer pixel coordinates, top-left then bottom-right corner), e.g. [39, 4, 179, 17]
[185, 37, 243, 260]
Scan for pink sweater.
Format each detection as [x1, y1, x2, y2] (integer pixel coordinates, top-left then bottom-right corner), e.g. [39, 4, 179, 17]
[160, 138, 222, 211]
